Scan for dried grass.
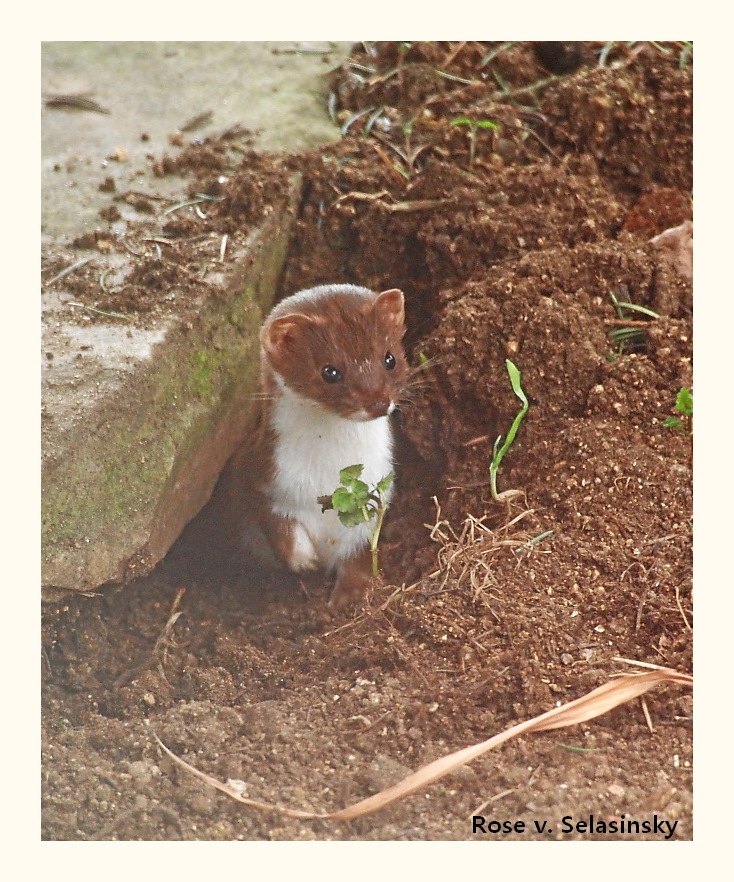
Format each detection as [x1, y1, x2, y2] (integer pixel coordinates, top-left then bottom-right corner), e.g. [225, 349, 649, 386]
[426, 497, 546, 602]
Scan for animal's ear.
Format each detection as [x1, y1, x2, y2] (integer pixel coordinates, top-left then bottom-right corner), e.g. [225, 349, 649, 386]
[373, 288, 405, 334]
[261, 313, 318, 359]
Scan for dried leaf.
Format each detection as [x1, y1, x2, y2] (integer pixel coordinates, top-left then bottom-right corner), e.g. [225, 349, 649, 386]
[156, 666, 691, 822]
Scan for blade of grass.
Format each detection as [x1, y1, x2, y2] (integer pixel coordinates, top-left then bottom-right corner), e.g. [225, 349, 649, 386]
[614, 301, 660, 319]
[490, 359, 529, 501]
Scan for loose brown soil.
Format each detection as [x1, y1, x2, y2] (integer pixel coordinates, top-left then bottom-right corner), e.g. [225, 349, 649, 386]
[42, 41, 693, 841]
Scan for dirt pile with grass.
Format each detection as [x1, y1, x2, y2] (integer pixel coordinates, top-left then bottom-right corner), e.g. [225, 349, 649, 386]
[42, 41, 692, 841]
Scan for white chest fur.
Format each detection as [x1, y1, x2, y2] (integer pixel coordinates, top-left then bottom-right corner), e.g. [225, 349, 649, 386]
[269, 384, 394, 571]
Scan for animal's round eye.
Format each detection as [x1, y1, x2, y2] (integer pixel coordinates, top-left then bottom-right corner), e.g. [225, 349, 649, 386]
[384, 352, 396, 370]
[321, 364, 343, 383]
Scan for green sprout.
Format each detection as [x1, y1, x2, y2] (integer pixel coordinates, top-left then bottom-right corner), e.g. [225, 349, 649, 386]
[319, 465, 394, 577]
[490, 359, 529, 502]
[664, 387, 693, 430]
[451, 117, 500, 166]
[557, 743, 598, 755]
[381, 115, 432, 176]
[607, 290, 660, 356]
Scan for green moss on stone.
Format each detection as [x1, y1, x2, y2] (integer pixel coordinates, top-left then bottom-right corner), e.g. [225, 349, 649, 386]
[43, 176, 300, 590]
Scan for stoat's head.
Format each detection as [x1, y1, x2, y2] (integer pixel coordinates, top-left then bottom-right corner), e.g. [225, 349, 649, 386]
[261, 285, 408, 421]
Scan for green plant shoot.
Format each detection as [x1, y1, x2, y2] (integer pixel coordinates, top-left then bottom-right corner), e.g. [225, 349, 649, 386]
[451, 117, 499, 166]
[664, 387, 693, 430]
[451, 118, 500, 131]
[490, 359, 529, 501]
[320, 465, 394, 577]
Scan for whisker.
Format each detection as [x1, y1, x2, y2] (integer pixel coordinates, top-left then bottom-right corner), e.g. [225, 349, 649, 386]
[402, 363, 438, 392]
[395, 383, 433, 415]
[410, 353, 447, 376]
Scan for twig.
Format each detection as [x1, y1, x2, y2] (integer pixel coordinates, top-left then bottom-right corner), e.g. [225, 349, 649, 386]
[369, 141, 408, 180]
[603, 319, 653, 328]
[335, 189, 451, 213]
[142, 237, 178, 246]
[364, 106, 387, 136]
[640, 696, 655, 734]
[123, 190, 171, 202]
[343, 710, 393, 735]
[42, 644, 53, 676]
[161, 194, 221, 217]
[462, 434, 491, 448]
[341, 107, 374, 135]
[675, 586, 693, 632]
[523, 125, 563, 161]
[497, 74, 560, 102]
[45, 257, 92, 286]
[271, 44, 336, 55]
[383, 199, 452, 213]
[112, 587, 185, 688]
[612, 656, 669, 671]
[153, 587, 186, 680]
[434, 69, 479, 86]
[68, 301, 130, 321]
[335, 189, 390, 205]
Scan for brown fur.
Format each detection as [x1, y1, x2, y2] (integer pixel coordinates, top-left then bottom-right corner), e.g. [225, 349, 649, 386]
[260, 287, 408, 420]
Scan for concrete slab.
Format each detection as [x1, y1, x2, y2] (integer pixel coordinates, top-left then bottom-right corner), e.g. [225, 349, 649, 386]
[42, 41, 350, 238]
[41, 41, 352, 598]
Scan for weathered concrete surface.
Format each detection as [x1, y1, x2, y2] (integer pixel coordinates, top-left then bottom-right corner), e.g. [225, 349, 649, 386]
[42, 41, 349, 240]
[41, 42, 351, 598]
[42, 182, 300, 595]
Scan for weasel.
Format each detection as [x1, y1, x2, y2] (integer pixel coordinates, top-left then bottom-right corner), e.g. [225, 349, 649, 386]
[226, 284, 409, 607]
